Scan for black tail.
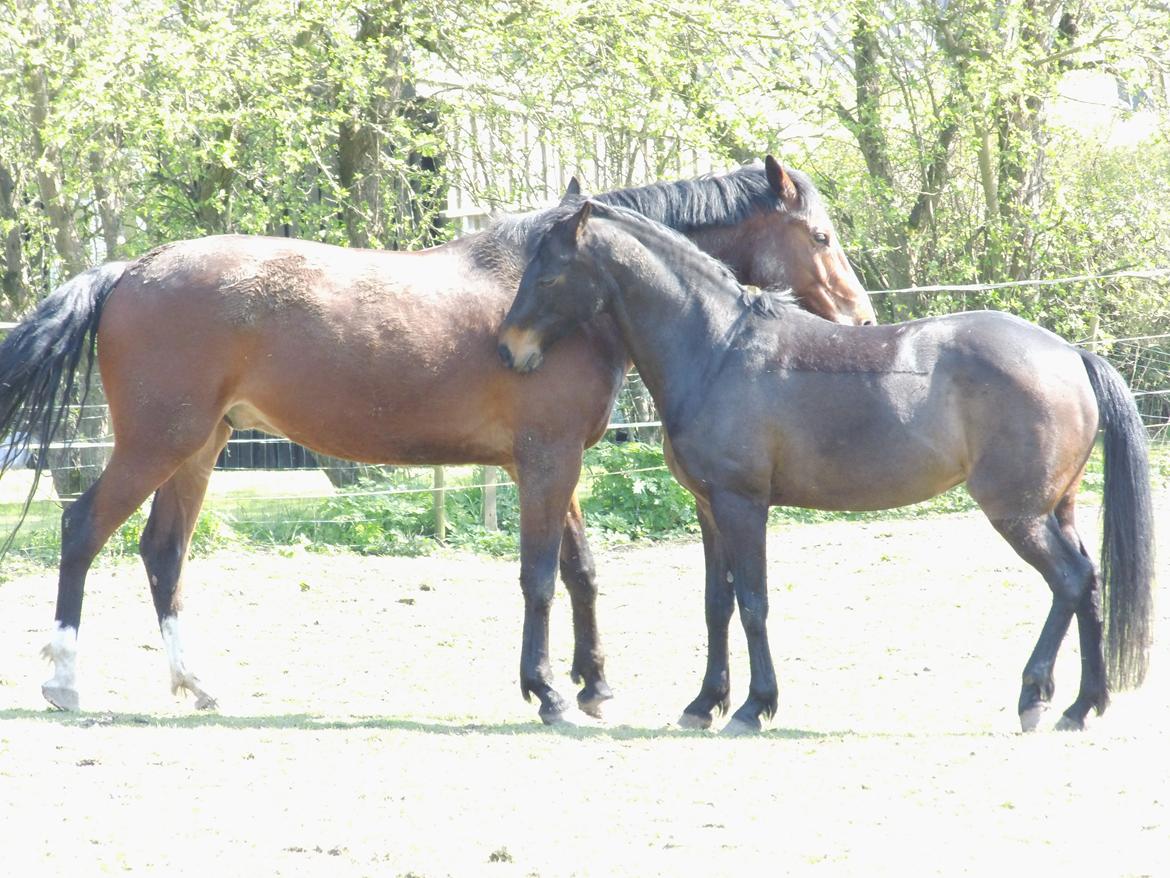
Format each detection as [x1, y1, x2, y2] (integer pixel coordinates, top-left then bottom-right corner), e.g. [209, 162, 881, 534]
[0, 262, 127, 553]
[1079, 348, 1155, 690]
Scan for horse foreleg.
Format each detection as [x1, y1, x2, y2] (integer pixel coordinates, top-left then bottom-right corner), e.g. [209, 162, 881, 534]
[512, 448, 580, 724]
[139, 421, 231, 710]
[708, 490, 774, 735]
[558, 493, 612, 717]
[680, 501, 734, 729]
[43, 448, 176, 711]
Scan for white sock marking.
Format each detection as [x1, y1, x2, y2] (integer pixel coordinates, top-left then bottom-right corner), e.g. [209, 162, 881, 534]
[160, 615, 190, 691]
[160, 616, 216, 708]
[42, 622, 79, 690]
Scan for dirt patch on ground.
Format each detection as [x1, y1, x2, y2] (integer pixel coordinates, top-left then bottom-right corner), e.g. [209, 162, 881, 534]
[2, 497, 1168, 876]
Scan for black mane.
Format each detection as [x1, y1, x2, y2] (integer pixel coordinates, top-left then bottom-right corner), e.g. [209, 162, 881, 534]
[472, 161, 821, 295]
[588, 201, 798, 320]
[594, 162, 821, 231]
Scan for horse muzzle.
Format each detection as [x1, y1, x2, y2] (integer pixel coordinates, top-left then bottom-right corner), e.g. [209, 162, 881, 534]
[498, 326, 545, 373]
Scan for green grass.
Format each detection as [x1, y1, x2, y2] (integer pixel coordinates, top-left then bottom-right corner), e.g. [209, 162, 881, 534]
[1, 440, 1165, 571]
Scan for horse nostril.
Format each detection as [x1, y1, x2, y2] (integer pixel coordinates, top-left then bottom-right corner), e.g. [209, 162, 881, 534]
[862, 319, 875, 326]
[497, 343, 514, 369]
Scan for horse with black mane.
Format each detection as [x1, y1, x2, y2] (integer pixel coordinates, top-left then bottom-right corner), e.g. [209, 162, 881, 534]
[499, 200, 1154, 733]
[0, 157, 874, 721]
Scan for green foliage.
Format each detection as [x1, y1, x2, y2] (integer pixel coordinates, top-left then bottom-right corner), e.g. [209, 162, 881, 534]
[2, 0, 1168, 348]
[209, 471, 521, 557]
[1, 498, 234, 566]
[4, 441, 1167, 569]
[443, 484, 520, 555]
[316, 483, 436, 555]
[110, 507, 235, 558]
[756, 0, 1170, 335]
[581, 442, 697, 538]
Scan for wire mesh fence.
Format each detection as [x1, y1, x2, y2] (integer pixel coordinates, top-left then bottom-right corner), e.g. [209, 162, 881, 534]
[1, 323, 1167, 559]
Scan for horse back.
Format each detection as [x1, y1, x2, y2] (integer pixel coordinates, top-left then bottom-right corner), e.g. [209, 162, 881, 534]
[676, 310, 1097, 512]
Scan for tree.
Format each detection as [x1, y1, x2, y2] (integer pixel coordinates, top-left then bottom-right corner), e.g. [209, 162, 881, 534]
[0, 0, 1166, 354]
[748, 0, 1169, 324]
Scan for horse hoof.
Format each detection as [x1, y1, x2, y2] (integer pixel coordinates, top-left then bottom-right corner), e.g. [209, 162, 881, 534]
[194, 693, 218, 711]
[536, 688, 571, 725]
[720, 717, 761, 737]
[577, 700, 604, 719]
[577, 684, 614, 719]
[1054, 713, 1084, 732]
[542, 710, 579, 728]
[677, 711, 713, 731]
[1019, 704, 1048, 733]
[539, 703, 570, 725]
[42, 684, 80, 712]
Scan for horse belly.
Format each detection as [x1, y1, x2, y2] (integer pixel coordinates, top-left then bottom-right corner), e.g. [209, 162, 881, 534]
[764, 375, 969, 511]
[234, 352, 515, 465]
[232, 319, 620, 468]
[768, 452, 965, 512]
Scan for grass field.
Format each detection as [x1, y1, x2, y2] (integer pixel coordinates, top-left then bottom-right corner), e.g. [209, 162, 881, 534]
[1, 490, 1168, 876]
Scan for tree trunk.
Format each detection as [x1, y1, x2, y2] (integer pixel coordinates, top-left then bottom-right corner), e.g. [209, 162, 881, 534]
[0, 163, 27, 313]
[337, 10, 408, 249]
[89, 150, 121, 260]
[23, 40, 109, 498]
[190, 149, 235, 234]
[848, 8, 915, 310]
[23, 63, 86, 276]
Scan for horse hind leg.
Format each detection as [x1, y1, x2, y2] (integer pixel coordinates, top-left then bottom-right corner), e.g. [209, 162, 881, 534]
[42, 446, 185, 710]
[139, 420, 232, 710]
[988, 509, 1098, 732]
[1052, 493, 1108, 731]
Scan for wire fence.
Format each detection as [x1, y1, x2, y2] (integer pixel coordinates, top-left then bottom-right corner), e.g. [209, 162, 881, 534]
[867, 267, 1170, 297]
[1, 271, 1168, 553]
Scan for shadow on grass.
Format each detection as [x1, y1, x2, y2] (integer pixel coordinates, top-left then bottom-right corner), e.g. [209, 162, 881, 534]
[0, 707, 832, 740]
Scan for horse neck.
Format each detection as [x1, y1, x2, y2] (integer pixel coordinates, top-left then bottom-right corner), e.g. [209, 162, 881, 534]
[685, 223, 760, 284]
[591, 220, 749, 430]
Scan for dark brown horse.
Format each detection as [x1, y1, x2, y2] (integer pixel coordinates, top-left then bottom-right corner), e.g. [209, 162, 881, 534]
[500, 201, 1154, 733]
[0, 158, 875, 720]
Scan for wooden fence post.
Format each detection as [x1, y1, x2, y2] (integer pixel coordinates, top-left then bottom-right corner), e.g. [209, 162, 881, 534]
[432, 465, 446, 543]
[481, 465, 498, 530]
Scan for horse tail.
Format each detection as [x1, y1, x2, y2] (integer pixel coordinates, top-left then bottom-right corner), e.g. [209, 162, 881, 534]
[1078, 348, 1155, 691]
[0, 261, 128, 553]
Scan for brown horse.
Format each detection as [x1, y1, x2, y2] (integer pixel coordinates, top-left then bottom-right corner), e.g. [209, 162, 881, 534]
[0, 157, 874, 720]
[500, 201, 1154, 733]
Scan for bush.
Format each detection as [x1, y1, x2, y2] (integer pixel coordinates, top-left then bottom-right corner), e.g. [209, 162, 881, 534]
[581, 441, 697, 538]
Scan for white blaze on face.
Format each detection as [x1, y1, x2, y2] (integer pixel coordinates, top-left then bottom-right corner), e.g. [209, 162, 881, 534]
[41, 622, 79, 689]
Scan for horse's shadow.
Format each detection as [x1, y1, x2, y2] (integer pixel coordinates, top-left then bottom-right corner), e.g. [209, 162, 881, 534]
[0, 707, 831, 740]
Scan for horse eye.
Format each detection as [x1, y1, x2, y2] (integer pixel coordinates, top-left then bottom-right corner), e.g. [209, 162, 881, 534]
[537, 276, 557, 288]
[813, 231, 830, 246]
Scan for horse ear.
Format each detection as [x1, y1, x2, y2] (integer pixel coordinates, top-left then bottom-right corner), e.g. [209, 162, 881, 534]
[560, 176, 583, 203]
[765, 155, 799, 207]
[569, 200, 593, 241]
